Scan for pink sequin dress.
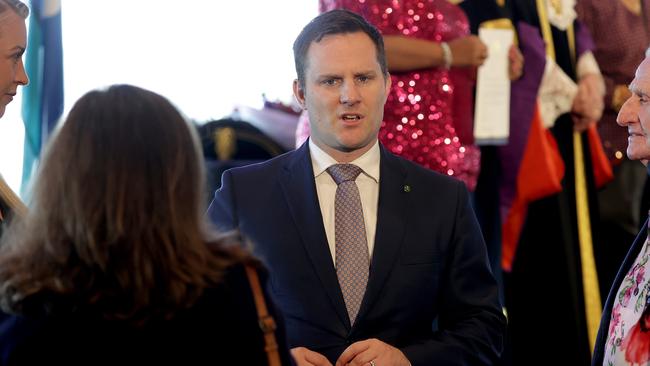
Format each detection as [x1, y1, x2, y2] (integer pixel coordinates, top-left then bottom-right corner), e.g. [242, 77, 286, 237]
[296, 0, 480, 189]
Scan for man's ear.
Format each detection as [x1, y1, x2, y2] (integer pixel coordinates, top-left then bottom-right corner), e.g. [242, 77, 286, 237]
[293, 79, 307, 110]
[384, 72, 392, 103]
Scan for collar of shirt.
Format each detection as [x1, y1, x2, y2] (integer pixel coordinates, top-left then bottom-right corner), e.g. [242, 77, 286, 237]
[308, 138, 380, 183]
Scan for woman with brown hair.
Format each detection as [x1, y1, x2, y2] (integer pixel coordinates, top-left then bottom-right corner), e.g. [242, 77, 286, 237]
[0, 84, 292, 365]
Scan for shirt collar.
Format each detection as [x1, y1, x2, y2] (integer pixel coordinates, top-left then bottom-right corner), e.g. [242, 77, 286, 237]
[308, 138, 380, 183]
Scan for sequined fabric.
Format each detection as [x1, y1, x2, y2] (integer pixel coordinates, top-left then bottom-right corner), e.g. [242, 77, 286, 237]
[320, 0, 481, 189]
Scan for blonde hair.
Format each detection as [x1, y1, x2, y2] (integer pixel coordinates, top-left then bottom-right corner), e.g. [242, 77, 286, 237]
[0, 0, 28, 19]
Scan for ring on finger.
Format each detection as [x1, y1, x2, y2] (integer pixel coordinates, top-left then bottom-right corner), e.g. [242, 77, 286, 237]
[370, 361, 376, 366]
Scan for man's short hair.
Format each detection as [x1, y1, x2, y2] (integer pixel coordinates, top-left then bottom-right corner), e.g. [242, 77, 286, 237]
[293, 9, 388, 90]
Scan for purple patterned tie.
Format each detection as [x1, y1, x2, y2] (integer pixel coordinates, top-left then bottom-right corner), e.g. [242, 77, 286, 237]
[327, 164, 369, 325]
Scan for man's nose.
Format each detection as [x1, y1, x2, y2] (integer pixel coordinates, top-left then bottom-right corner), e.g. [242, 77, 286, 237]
[340, 82, 360, 105]
[616, 96, 637, 127]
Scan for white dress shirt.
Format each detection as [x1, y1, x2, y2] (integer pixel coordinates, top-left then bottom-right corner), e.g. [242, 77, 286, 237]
[309, 139, 380, 266]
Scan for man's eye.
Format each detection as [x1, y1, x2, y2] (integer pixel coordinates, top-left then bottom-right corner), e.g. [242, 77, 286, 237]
[357, 76, 370, 83]
[322, 79, 338, 86]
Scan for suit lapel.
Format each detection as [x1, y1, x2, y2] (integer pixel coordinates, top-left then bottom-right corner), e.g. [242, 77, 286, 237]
[278, 143, 351, 328]
[356, 146, 408, 324]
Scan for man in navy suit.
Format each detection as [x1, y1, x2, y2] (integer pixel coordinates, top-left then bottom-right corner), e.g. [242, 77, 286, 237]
[592, 50, 650, 366]
[208, 9, 505, 366]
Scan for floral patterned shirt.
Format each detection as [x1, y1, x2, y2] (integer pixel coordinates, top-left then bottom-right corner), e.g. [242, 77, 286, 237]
[604, 236, 650, 365]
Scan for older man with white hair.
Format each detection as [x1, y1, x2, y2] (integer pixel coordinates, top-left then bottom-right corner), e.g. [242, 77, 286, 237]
[592, 47, 650, 366]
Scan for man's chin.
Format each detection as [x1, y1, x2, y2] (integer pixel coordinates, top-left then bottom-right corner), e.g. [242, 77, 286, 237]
[337, 145, 364, 153]
[626, 147, 650, 163]
[336, 139, 375, 153]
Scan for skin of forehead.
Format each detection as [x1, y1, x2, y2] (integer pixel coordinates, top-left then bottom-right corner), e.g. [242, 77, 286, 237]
[630, 58, 650, 95]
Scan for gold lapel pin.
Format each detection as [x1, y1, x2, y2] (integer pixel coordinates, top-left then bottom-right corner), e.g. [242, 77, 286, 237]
[403, 185, 411, 193]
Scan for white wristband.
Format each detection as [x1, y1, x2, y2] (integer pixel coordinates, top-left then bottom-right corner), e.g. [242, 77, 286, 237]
[440, 42, 453, 69]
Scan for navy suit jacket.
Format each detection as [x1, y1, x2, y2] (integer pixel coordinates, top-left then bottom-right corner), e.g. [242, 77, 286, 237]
[591, 219, 648, 365]
[208, 142, 506, 366]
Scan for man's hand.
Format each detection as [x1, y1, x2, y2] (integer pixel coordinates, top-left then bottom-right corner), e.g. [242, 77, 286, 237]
[508, 45, 524, 81]
[291, 347, 334, 366]
[571, 73, 605, 132]
[335, 339, 410, 366]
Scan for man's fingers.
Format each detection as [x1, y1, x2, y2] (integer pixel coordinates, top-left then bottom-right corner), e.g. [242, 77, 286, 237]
[292, 347, 334, 366]
[572, 115, 594, 132]
[337, 339, 410, 366]
[336, 340, 371, 366]
[305, 352, 333, 366]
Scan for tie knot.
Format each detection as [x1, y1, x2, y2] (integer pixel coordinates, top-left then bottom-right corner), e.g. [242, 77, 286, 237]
[327, 164, 363, 185]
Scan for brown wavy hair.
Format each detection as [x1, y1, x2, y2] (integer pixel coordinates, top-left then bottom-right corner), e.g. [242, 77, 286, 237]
[0, 84, 247, 323]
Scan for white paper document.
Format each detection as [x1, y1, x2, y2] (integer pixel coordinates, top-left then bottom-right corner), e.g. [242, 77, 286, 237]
[474, 28, 514, 145]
